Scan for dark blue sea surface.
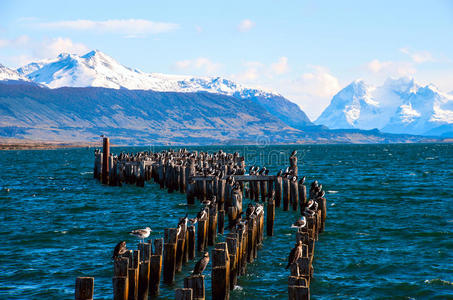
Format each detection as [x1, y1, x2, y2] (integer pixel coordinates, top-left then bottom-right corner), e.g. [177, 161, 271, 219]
[1, 144, 452, 299]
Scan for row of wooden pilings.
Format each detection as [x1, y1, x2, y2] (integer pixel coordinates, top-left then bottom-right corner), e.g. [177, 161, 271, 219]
[287, 181, 327, 299]
[80, 139, 326, 299]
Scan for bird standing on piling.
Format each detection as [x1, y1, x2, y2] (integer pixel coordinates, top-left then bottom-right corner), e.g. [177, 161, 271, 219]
[112, 241, 127, 260]
[192, 252, 210, 275]
[129, 227, 152, 243]
[286, 240, 303, 269]
[291, 217, 307, 229]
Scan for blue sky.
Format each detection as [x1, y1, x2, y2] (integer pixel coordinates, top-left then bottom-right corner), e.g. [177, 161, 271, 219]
[1, 0, 452, 119]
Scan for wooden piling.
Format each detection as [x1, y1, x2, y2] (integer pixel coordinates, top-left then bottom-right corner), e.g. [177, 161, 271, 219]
[75, 277, 94, 300]
[275, 176, 282, 207]
[113, 257, 129, 300]
[226, 234, 238, 289]
[184, 275, 205, 300]
[163, 228, 178, 284]
[211, 247, 230, 300]
[218, 210, 225, 234]
[176, 225, 187, 272]
[298, 183, 307, 215]
[266, 198, 275, 236]
[149, 238, 163, 296]
[290, 179, 299, 211]
[197, 218, 208, 253]
[188, 225, 196, 260]
[283, 177, 290, 211]
[208, 205, 217, 246]
[175, 288, 193, 300]
[102, 137, 110, 184]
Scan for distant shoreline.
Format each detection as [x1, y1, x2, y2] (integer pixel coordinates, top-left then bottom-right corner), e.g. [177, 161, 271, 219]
[0, 138, 451, 150]
[0, 139, 99, 150]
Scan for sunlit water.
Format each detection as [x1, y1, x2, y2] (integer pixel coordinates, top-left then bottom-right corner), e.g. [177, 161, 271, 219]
[1, 144, 452, 299]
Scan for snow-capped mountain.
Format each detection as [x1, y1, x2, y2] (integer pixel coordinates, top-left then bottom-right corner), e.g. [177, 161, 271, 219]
[315, 77, 453, 136]
[0, 64, 29, 81]
[16, 50, 312, 128]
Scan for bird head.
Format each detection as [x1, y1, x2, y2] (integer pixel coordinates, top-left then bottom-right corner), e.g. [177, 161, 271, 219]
[204, 252, 209, 257]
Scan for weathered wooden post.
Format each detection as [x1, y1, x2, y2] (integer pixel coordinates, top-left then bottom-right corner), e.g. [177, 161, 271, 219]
[188, 225, 196, 260]
[260, 178, 267, 202]
[113, 257, 129, 300]
[184, 275, 205, 300]
[102, 137, 110, 184]
[163, 228, 178, 284]
[226, 234, 238, 290]
[211, 245, 230, 300]
[75, 277, 94, 300]
[288, 276, 309, 300]
[208, 205, 218, 246]
[298, 182, 307, 215]
[175, 288, 193, 300]
[247, 216, 256, 263]
[218, 208, 225, 234]
[124, 250, 139, 300]
[266, 197, 275, 236]
[275, 175, 282, 207]
[283, 177, 290, 211]
[149, 238, 163, 296]
[176, 225, 187, 272]
[137, 243, 151, 300]
[290, 178, 299, 211]
[197, 215, 208, 253]
[289, 154, 298, 176]
[318, 197, 327, 232]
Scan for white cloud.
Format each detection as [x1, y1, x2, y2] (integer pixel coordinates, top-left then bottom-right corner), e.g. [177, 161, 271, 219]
[366, 59, 416, 77]
[237, 19, 255, 32]
[400, 48, 434, 63]
[37, 19, 179, 36]
[232, 61, 264, 82]
[276, 66, 341, 119]
[270, 57, 289, 75]
[36, 37, 89, 58]
[0, 35, 89, 67]
[0, 35, 30, 48]
[174, 57, 221, 74]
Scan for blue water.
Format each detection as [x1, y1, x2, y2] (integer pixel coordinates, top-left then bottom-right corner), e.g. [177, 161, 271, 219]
[1, 144, 452, 299]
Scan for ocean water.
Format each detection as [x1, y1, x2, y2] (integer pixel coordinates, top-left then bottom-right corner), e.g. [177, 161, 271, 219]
[0, 144, 452, 299]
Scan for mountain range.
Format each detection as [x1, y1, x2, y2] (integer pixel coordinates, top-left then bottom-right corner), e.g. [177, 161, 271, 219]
[315, 78, 453, 137]
[0, 50, 450, 144]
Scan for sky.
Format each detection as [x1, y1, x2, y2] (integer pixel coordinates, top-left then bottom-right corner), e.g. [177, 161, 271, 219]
[0, 0, 452, 120]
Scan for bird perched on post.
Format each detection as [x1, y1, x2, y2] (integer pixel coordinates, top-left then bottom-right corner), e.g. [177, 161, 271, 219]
[129, 227, 152, 243]
[291, 216, 307, 229]
[112, 241, 127, 260]
[286, 240, 303, 269]
[192, 252, 210, 275]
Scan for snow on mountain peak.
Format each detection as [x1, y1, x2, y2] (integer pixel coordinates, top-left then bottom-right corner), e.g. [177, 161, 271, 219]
[13, 50, 281, 100]
[316, 77, 453, 136]
[0, 64, 29, 81]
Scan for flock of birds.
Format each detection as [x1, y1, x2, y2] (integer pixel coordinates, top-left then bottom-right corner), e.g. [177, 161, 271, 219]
[286, 180, 325, 270]
[110, 149, 324, 280]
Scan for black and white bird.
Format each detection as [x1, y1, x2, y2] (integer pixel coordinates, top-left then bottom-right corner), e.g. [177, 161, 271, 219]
[299, 176, 306, 184]
[246, 203, 255, 218]
[291, 216, 307, 229]
[254, 203, 264, 216]
[196, 208, 208, 222]
[192, 252, 210, 275]
[291, 150, 297, 157]
[129, 227, 152, 243]
[112, 241, 127, 260]
[286, 240, 303, 269]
